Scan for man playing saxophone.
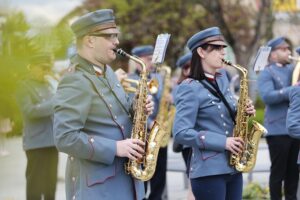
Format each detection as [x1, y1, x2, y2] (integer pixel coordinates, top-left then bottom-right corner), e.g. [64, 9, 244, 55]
[257, 37, 299, 200]
[53, 9, 154, 200]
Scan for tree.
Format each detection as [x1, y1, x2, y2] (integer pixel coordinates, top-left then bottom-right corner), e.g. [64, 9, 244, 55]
[58, 0, 274, 68]
[199, 0, 273, 67]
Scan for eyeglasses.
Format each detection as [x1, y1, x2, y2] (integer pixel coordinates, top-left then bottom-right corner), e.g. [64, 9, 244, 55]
[89, 33, 119, 41]
[274, 47, 290, 52]
[208, 44, 227, 51]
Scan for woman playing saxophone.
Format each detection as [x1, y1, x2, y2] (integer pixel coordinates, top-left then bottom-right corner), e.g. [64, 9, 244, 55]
[172, 27, 256, 200]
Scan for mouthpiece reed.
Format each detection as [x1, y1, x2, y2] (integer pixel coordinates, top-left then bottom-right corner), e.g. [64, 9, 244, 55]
[114, 48, 127, 57]
[222, 59, 232, 66]
[289, 55, 300, 62]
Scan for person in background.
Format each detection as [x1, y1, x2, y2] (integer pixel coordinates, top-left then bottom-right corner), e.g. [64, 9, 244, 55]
[172, 27, 256, 200]
[172, 52, 195, 200]
[16, 53, 58, 200]
[257, 36, 299, 200]
[128, 45, 167, 200]
[287, 86, 300, 157]
[53, 9, 154, 200]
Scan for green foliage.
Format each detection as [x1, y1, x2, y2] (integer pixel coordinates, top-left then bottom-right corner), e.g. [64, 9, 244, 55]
[0, 56, 27, 136]
[0, 11, 74, 136]
[78, 0, 272, 68]
[254, 108, 265, 125]
[1, 12, 34, 57]
[29, 24, 74, 59]
[95, 0, 210, 67]
[243, 182, 270, 199]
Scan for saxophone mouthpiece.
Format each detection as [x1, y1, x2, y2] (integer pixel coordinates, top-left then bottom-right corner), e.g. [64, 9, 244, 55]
[222, 59, 232, 66]
[114, 48, 127, 57]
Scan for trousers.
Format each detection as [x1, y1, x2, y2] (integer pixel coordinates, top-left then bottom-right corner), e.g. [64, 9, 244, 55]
[26, 147, 58, 200]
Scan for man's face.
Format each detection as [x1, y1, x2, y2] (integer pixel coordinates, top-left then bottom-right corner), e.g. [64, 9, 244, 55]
[272, 45, 291, 65]
[90, 27, 120, 66]
[140, 55, 154, 72]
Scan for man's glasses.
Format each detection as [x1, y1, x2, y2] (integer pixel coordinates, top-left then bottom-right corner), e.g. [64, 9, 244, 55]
[274, 46, 291, 52]
[89, 33, 118, 41]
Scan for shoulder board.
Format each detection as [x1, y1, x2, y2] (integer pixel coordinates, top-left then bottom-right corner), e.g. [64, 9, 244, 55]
[182, 78, 194, 84]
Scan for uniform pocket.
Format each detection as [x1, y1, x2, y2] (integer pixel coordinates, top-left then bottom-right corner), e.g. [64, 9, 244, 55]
[84, 161, 116, 187]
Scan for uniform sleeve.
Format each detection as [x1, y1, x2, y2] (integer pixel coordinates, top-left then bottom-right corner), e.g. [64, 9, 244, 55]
[287, 87, 300, 139]
[172, 83, 227, 152]
[54, 74, 116, 165]
[15, 82, 53, 119]
[258, 69, 292, 105]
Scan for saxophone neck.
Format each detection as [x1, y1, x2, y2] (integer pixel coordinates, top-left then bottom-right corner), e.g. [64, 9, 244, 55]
[222, 59, 248, 78]
[160, 65, 171, 75]
[115, 48, 147, 74]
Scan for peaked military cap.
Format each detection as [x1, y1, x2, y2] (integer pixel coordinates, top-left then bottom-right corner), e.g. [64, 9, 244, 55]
[267, 37, 289, 51]
[71, 9, 117, 38]
[187, 27, 226, 52]
[29, 53, 53, 68]
[176, 52, 192, 68]
[131, 45, 154, 57]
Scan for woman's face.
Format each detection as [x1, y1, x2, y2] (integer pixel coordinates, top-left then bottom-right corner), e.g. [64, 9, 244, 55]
[198, 43, 226, 73]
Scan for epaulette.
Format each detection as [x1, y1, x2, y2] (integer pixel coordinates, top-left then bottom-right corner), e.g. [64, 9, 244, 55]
[182, 78, 194, 84]
[66, 64, 76, 74]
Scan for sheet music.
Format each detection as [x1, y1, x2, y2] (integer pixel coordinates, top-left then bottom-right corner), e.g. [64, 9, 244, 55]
[151, 33, 171, 64]
[253, 46, 271, 72]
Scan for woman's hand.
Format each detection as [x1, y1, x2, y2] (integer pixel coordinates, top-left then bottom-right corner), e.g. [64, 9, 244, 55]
[225, 137, 244, 155]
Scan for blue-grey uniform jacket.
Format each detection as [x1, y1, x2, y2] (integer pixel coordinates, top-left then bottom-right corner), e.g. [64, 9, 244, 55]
[172, 69, 238, 178]
[258, 63, 294, 136]
[53, 55, 144, 200]
[16, 79, 55, 151]
[287, 86, 300, 163]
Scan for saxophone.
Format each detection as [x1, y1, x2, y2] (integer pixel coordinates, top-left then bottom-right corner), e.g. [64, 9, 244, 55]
[288, 55, 300, 85]
[115, 49, 162, 181]
[222, 59, 267, 172]
[156, 66, 176, 147]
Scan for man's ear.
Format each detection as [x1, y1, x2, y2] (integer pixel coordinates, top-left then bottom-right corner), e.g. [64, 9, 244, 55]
[197, 47, 205, 58]
[269, 51, 277, 62]
[84, 35, 95, 48]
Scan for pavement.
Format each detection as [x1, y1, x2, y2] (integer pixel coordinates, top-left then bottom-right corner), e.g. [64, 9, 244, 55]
[0, 137, 271, 200]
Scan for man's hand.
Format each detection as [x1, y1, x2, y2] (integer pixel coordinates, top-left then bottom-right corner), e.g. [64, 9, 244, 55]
[115, 68, 127, 82]
[145, 95, 154, 116]
[116, 139, 145, 160]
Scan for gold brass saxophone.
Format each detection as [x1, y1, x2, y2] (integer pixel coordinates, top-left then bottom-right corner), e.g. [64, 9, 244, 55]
[222, 59, 267, 172]
[156, 66, 176, 147]
[115, 48, 162, 181]
[288, 55, 300, 85]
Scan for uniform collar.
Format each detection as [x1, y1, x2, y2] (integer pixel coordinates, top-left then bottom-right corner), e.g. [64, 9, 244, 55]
[71, 54, 106, 76]
[204, 72, 222, 81]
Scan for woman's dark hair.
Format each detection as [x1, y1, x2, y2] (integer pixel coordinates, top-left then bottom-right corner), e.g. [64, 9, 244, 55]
[188, 44, 213, 81]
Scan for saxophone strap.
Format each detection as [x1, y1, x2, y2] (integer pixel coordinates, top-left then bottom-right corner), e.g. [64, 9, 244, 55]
[200, 79, 236, 125]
